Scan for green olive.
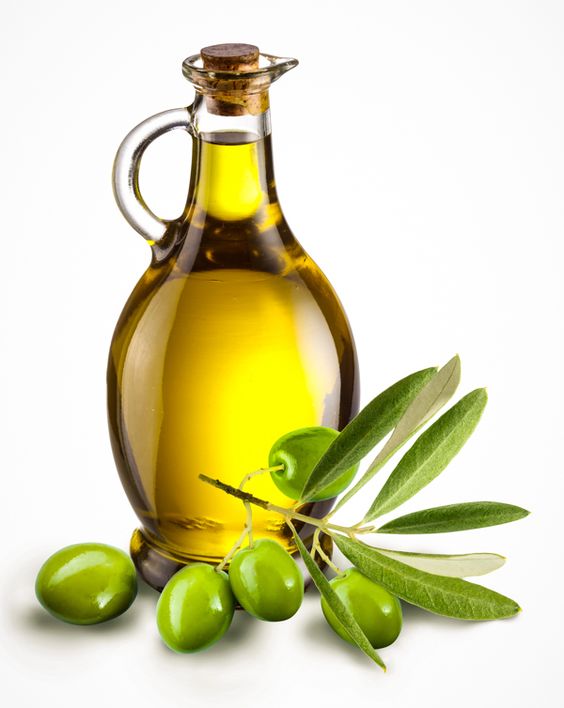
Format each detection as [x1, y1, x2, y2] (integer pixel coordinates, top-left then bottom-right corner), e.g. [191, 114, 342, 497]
[35, 543, 137, 625]
[229, 539, 304, 621]
[321, 568, 402, 648]
[269, 426, 358, 501]
[156, 563, 234, 652]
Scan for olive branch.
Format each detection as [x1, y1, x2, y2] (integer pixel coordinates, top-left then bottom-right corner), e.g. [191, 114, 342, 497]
[199, 355, 529, 669]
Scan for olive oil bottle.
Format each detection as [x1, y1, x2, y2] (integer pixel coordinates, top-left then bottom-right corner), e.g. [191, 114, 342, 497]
[108, 44, 359, 590]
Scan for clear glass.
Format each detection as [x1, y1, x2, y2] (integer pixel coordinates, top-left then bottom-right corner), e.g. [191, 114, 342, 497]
[108, 51, 359, 590]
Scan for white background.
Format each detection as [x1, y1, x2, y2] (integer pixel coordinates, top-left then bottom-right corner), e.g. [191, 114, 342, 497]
[1, 1, 562, 705]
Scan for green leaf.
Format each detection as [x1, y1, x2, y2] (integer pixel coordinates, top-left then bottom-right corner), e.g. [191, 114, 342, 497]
[330, 355, 461, 514]
[375, 548, 505, 577]
[364, 388, 487, 522]
[377, 502, 530, 534]
[334, 535, 520, 620]
[300, 367, 437, 502]
[290, 527, 386, 670]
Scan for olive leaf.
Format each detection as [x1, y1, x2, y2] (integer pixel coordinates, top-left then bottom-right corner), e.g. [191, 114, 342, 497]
[364, 389, 487, 522]
[331, 355, 462, 514]
[300, 367, 437, 502]
[374, 548, 505, 577]
[334, 535, 520, 620]
[377, 501, 530, 535]
[291, 527, 386, 670]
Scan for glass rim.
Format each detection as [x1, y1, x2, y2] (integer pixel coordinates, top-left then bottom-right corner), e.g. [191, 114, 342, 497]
[182, 52, 298, 85]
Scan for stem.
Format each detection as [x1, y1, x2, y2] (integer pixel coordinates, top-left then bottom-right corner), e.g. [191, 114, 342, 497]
[201, 474, 270, 508]
[216, 525, 249, 572]
[239, 465, 284, 489]
[215, 466, 285, 570]
[311, 528, 342, 575]
[198, 474, 354, 535]
[351, 523, 376, 535]
[244, 501, 254, 547]
[317, 543, 342, 575]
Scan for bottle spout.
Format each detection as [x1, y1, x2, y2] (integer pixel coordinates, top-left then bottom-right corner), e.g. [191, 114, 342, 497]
[182, 43, 298, 116]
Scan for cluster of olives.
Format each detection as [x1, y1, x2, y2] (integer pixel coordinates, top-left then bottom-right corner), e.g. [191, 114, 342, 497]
[156, 537, 403, 652]
[35, 426, 403, 654]
[157, 538, 304, 651]
[35, 538, 402, 653]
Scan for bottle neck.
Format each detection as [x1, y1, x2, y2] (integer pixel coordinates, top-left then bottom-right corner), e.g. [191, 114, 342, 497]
[187, 93, 278, 222]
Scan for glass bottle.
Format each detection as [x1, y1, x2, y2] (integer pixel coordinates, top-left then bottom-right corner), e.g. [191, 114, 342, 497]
[108, 44, 359, 590]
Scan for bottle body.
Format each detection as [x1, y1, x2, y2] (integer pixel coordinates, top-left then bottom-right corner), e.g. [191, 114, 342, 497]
[108, 132, 359, 577]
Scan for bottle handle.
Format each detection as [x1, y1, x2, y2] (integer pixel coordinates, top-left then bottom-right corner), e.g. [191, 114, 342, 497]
[112, 107, 191, 244]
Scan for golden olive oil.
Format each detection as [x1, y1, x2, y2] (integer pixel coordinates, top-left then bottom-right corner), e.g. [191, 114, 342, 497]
[108, 130, 358, 577]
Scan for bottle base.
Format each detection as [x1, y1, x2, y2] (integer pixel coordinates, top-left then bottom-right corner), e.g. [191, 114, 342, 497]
[130, 527, 334, 592]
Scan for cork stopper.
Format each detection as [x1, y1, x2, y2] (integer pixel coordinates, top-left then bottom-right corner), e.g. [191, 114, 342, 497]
[201, 43, 260, 72]
[199, 43, 267, 116]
